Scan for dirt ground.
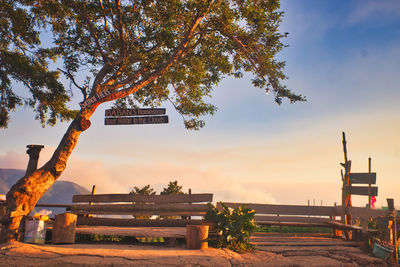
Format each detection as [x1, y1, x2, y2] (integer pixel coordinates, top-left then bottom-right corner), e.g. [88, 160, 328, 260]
[0, 238, 391, 267]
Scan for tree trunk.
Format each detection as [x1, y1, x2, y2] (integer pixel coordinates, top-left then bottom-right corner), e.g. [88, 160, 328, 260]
[0, 106, 97, 243]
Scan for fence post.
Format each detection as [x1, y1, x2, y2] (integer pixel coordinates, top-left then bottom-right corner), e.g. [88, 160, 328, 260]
[387, 198, 398, 263]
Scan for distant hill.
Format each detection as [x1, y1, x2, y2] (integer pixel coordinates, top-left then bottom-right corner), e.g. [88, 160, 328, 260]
[0, 168, 90, 216]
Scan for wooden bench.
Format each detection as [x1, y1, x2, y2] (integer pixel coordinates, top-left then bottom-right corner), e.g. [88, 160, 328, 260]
[218, 202, 342, 228]
[218, 202, 393, 241]
[67, 193, 213, 239]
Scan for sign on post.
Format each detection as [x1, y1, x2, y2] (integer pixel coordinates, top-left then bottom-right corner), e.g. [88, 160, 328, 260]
[349, 186, 378, 196]
[105, 108, 166, 117]
[105, 116, 169, 125]
[104, 108, 168, 126]
[349, 173, 376, 184]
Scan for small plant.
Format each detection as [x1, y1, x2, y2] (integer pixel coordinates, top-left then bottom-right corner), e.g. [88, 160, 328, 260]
[206, 202, 256, 253]
[368, 218, 378, 229]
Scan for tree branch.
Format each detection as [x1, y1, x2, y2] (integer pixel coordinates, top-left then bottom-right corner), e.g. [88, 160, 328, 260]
[79, 6, 109, 64]
[98, 0, 116, 39]
[57, 68, 87, 100]
[105, 12, 206, 98]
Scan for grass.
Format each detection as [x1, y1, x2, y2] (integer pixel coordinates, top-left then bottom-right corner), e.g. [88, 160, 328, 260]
[75, 234, 166, 244]
[45, 230, 166, 244]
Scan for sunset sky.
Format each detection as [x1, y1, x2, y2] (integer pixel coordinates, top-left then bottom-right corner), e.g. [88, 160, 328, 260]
[1, 0, 399, 208]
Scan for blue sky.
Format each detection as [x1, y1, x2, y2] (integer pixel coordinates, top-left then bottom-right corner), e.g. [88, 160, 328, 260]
[1, 0, 399, 207]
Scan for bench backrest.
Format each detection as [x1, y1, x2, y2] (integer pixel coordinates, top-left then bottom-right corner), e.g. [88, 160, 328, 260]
[71, 193, 212, 216]
[72, 193, 213, 204]
[218, 202, 342, 225]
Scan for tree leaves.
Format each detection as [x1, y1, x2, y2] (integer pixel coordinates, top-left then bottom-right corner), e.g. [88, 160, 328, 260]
[0, 0, 76, 128]
[2, 0, 304, 130]
[161, 180, 185, 195]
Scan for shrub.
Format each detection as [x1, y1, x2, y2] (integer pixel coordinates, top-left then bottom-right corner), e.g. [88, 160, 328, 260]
[206, 202, 256, 253]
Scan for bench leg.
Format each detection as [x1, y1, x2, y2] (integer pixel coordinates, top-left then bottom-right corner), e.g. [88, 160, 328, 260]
[165, 237, 177, 247]
[52, 213, 77, 244]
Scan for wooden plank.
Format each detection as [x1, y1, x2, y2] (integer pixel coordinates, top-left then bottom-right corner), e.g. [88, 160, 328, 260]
[252, 241, 360, 247]
[104, 116, 168, 125]
[72, 193, 213, 203]
[0, 216, 10, 224]
[73, 226, 187, 238]
[72, 210, 207, 216]
[349, 173, 376, 184]
[36, 203, 72, 208]
[76, 217, 202, 227]
[326, 221, 362, 231]
[348, 206, 390, 219]
[218, 202, 341, 216]
[255, 222, 331, 228]
[105, 108, 166, 117]
[255, 215, 332, 224]
[70, 203, 208, 215]
[349, 186, 378, 196]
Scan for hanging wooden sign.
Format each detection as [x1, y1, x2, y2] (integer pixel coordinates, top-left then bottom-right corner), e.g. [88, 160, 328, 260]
[105, 108, 166, 117]
[105, 116, 169, 125]
[349, 186, 378, 196]
[349, 173, 376, 184]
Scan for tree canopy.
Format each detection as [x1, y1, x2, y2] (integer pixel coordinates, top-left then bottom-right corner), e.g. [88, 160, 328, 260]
[129, 184, 156, 195]
[161, 180, 185, 195]
[1, 0, 304, 130]
[0, 0, 76, 128]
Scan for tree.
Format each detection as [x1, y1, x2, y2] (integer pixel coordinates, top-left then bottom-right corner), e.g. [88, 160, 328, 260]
[129, 185, 156, 196]
[1, 0, 304, 242]
[129, 184, 156, 219]
[161, 180, 185, 195]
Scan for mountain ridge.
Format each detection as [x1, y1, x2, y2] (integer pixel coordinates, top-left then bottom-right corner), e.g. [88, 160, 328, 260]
[0, 168, 90, 216]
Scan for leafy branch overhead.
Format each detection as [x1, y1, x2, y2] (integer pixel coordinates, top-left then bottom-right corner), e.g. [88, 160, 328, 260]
[1, 0, 304, 129]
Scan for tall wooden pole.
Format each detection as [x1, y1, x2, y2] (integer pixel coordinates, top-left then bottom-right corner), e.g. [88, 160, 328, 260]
[341, 132, 352, 226]
[368, 157, 372, 209]
[387, 198, 398, 264]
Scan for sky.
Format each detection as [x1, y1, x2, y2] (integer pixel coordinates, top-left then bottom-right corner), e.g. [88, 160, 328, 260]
[1, 0, 400, 208]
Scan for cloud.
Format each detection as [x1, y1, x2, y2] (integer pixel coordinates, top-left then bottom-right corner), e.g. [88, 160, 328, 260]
[347, 0, 400, 25]
[0, 151, 27, 169]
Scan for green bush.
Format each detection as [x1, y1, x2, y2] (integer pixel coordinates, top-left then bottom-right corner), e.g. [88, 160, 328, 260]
[206, 202, 256, 253]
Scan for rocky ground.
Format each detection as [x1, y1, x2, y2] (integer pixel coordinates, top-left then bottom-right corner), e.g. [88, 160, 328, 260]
[0, 233, 393, 267]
